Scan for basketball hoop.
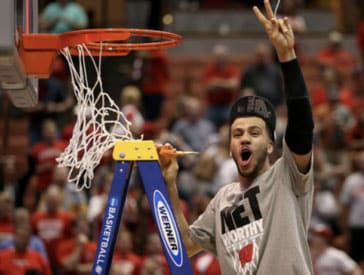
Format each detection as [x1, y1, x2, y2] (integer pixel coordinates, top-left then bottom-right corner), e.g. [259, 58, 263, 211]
[18, 28, 181, 78]
[18, 28, 181, 190]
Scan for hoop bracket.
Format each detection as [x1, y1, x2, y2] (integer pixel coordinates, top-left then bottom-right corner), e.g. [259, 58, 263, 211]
[113, 140, 159, 161]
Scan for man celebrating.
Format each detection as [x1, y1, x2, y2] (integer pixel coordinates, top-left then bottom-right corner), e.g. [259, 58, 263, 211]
[158, 0, 315, 274]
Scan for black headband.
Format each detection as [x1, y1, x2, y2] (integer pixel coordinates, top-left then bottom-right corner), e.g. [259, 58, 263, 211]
[229, 95, 276, 141]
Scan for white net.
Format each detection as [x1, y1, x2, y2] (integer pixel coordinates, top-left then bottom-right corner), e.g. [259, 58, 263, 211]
[56, 44, 134, 190]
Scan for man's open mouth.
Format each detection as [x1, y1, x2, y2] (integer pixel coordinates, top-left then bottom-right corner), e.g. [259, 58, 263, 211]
[241, 150, 252, 162]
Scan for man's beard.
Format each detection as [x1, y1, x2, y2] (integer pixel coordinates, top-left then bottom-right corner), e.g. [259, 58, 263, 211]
[234, 149, 268, 179]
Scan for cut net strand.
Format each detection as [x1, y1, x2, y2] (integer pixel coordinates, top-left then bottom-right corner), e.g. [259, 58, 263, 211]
[57, 43, 134, 190]
[274, 0, 281, 17]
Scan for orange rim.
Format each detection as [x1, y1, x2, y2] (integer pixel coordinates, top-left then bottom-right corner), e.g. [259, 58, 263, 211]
[21, 28, 181, 55]
[19, 28, 182, 77]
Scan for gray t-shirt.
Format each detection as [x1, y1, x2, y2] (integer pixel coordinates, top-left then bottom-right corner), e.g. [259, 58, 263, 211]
[189, 142, 314, 274]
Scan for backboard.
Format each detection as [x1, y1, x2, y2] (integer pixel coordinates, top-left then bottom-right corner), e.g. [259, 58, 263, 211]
[0, 0, 38, 107]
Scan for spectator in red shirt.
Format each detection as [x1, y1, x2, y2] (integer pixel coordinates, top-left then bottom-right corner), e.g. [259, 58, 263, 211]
[310, 65, 340, 109]
[111, 228, 142, 275]
[0, 225, 51, 275]
[316, 31, 356, 75]
[31, 184, 74, 273]
[140, 232, 170, 275]
[202, 44, 239, 129]
[0, 207, 48, 260]
[309, 224, 362, 275]
[30, 119, 68, 194]
[56, 216, 97, 275]
[137, 50, 170, 121]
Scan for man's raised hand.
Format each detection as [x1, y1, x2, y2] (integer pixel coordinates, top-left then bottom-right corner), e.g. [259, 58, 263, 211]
[253, 0, 296, 62]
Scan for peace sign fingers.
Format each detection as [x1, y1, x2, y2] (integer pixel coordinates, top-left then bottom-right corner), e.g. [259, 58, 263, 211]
[252, 5, 269, 25]
[252, 0, 296, 62]
[264, 0, 275, 20]
[252, 0, 276, 24]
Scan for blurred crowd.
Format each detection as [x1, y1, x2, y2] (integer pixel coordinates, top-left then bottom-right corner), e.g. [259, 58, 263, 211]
[1, 0, 364, 274]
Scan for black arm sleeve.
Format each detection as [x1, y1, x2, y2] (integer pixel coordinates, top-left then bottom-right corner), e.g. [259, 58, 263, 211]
[280, 59, 314, 155]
